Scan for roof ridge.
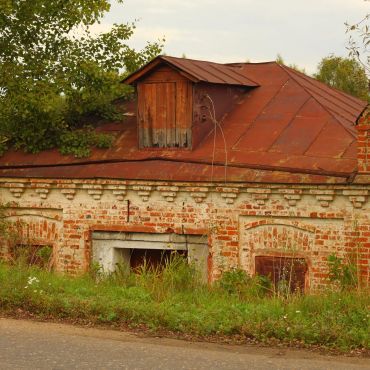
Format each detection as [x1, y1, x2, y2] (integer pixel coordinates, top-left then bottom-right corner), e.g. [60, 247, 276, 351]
[283, 67, 362, 131]
[162, 55, 232, 67]
[207, 63, 250, 85]
[225, 61, 277, 66]
[143, 55, 260, 87]
[163, 55, 269, 66]
[226, 65, 261, 86]
[279, 64, 357, 139]
[161, 56, 261, 83]
[282, 65, 366, 109]
[165, 56, 260, 86]
[290, 74, 360, 122]
[190, 61, 229, 83]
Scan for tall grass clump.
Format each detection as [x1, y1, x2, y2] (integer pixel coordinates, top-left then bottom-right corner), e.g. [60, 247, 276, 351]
[0, 253, 368, 351]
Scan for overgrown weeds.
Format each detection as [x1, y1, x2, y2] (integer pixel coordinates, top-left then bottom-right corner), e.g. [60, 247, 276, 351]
[327, 253, 361, 290]
[0, 255, 368, 351]
[216, 268, 272, 300]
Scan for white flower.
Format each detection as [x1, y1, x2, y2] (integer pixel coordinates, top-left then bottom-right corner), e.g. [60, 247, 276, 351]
[27, 276, 40, 286]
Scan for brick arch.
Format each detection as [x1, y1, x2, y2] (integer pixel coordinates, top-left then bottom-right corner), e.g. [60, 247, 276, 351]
[243, 218, 316, 234]
[1, 213, 63, 265]
[240, 220, 315, 276]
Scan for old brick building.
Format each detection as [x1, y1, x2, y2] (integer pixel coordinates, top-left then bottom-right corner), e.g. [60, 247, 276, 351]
[0, 56, 369, 290]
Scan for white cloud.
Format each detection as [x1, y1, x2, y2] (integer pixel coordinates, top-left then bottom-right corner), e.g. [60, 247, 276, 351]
[103, 0, 369, 74]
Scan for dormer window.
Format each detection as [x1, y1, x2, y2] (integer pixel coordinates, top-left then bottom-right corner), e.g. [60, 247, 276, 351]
[122, 56, 258, 150]
[137, 67, 192, 148]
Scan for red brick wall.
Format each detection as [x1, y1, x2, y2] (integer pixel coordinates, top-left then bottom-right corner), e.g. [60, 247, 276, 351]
[0, 180, 369, 290]
[357, 111, 370, 173]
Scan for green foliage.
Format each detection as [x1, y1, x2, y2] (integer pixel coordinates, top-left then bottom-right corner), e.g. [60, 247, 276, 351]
[314, 56, 369, 101]
[218, 268, 249, 294]
[11, 244, 53, 270]
[90, 261, 104, 281]
[111, 253, 201, 301]
[58, 128, 114, 158]
[0, 1, 163, 156]
[327, 254, 359, 289]
[35, 246, 53, 267]
[0, 261, 368, 350]
[218, 268, 271, 299]
[0, 203, 10, 239]
[0, 203, 18, 249]
[161, 253, 200, 293]
[275, 53, 306, 73]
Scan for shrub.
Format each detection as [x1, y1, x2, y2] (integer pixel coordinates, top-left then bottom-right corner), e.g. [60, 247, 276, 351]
[218, 268, 271, 299]
[327, 254, 359, 289]
[11, 245, 53, 270]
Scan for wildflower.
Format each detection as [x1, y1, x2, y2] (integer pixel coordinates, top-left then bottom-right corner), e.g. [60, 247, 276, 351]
[27, 276, 40, 285]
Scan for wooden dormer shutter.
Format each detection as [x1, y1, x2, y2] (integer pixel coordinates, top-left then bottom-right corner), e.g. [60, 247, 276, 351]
[138, 82, 176, 147]
[123, 55, 259, 150]
[137, 66, 192, 148]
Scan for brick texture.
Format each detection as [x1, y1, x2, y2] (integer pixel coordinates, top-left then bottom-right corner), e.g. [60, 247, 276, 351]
[357, 109, 370, 174]
[0, 179, 369, 290]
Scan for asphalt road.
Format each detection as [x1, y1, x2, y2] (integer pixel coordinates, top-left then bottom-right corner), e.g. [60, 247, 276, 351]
[0, 318, 369, 370]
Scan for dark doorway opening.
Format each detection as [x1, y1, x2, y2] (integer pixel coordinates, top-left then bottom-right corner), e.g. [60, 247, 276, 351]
[129, 249, 188, 271]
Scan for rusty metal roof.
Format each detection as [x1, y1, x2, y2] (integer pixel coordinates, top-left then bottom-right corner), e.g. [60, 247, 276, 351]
[0, 58, 367, 184]
[280, 66, 365, 136]
[122, 55, 260, 87]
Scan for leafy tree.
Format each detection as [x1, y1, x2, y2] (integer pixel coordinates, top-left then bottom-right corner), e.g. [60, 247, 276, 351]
[0, 1, 163, 156]
[314, 56, 369, 101]
[275, 53, 306, 73]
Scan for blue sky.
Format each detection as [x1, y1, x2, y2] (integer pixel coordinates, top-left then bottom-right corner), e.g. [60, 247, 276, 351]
[101, 0, 369, 74]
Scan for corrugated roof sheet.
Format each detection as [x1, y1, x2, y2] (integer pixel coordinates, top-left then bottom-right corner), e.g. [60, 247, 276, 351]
[122, 55, 260, 87]
[0, 58, 367, 184]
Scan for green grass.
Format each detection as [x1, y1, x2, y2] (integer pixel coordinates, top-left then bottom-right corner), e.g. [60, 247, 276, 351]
[0, 259, 368, 351]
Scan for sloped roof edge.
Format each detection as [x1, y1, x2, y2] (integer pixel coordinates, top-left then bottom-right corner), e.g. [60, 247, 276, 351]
[122, 55, 260, 87]
[279, 64, 368, 137]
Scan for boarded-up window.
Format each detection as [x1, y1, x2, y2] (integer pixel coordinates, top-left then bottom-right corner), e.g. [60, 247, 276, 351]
[138, 80, 192, 148]
[255, 256, 307, 293]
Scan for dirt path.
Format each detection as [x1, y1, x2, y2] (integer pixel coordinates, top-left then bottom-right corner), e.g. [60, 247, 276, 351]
[0, 318, 369, 370]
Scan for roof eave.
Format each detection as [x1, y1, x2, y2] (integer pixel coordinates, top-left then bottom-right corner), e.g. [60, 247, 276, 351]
[121, 55, 260, 87]
[121, 55, 199, 85]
